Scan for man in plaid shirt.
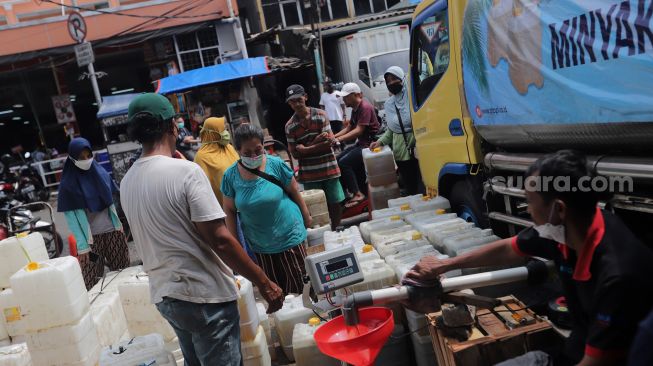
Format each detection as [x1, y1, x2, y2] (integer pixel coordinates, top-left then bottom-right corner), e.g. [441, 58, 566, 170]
[285, 84, 344, 229]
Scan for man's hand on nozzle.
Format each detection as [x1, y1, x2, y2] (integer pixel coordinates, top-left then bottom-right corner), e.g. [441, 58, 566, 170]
[405, 255, 450, 282]
[258, 279, 284, 314]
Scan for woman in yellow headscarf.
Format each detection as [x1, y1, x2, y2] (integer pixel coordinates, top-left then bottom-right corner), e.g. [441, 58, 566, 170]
[194, 117, 240, 204]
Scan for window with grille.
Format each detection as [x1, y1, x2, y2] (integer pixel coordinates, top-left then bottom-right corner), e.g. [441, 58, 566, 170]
[173, 25, 221, 72]
[262, 0, 350, 28]
[354, 0, 401, 16]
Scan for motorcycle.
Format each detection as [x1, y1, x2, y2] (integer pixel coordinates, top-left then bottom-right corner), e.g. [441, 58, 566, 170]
[5, 202, 63, 259]
[0, 153, 50, 204]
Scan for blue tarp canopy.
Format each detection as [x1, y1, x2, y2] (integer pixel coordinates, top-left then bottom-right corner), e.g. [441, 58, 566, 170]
[155, 57, 270, 95]
[96, 93, 141, 119]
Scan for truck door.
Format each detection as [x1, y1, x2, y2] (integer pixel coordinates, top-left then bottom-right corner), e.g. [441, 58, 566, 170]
[410, 0, 474, 194]
[357, 60, 374, 105]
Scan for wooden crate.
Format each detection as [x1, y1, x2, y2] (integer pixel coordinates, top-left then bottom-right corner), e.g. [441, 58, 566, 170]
[427, 295, 563, 366]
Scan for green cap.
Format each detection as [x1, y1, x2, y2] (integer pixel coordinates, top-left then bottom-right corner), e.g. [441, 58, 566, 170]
[128, 93, 175, 122]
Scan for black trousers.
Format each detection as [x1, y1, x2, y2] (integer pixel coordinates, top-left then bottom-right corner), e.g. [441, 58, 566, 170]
[396, 158, 425, 195]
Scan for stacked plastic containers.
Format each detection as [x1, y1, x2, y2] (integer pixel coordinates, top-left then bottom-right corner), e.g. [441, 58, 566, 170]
[89, 290, 129, 348]
[359, 215, 405, 243]
[0, 319, 7, 347]
[387, 194, 425, 208]
[87, 266, 145, 297]
[163, 339, 184, 366]
[410, 196, 451, 213]
[368, 183, 401, 211]
[0, 289, 25, 345]
[370, 225, 420, 248]
[0, 343, 31, 366]
[323, 226, 365, 252]
[235, 276, 259, 342]
[86, 266, 144, 347]
[386, 246, 445, 280]
[306, 225, 330, 247]
[346, 259, 396, 293]
[301, 190, 331, 228]
[363, 146, 400, 211]
[256, 302, 275, 361]
[405, 211, 456, 233]
[0, 233, 49, 290]
[406, 308, 437, 366]
[10, 256, 100, 365]
[292, 318, 340, 366]
[0, 232, 48, 348]
[357, 244, 381, 263]
[376, 238, 432, 258]
[242, 326, 271, 366]
[117, 271, 176, 342]
[99, 333, 175, 366]
[363, 146, 398, 187]
[371, 204, 414, 220]
[441, 229, 499, 257]
[425, 219, 476, 250]
[271, 295, 313, 362]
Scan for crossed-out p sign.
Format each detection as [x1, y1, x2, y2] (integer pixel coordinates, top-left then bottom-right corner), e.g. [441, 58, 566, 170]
[67, 11, 87, 44]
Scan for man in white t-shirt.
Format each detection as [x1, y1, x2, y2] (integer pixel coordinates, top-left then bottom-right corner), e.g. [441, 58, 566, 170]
[121, 93, 283, 365]
[319, 80, 347, 134]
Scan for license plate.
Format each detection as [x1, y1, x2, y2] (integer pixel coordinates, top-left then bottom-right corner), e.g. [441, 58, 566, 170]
[21, 185, 35, 194]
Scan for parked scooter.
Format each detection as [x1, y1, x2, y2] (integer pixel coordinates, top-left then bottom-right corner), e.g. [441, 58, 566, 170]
[4, 202, 63, 258]
[0, 153, 50, 203]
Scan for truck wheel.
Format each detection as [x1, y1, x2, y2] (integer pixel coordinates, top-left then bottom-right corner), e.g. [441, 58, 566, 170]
[449, 178, 489, 228]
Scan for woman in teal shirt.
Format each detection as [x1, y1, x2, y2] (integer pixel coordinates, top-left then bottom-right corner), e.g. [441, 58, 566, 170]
[221, 124, 312, 295]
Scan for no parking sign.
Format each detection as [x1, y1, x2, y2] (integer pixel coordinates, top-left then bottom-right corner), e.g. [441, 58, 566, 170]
[52, 95, 77, 124]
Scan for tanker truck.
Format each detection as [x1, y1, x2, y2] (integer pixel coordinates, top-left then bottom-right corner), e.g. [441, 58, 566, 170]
[408, 0, 653, 241]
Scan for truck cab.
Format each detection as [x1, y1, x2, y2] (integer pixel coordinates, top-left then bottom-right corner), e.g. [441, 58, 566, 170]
[357, 49, 410, 110]
[409, 0, 485, 225]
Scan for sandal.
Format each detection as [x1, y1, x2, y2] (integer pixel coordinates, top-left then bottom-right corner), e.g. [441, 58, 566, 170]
[344, 197, 366, 208]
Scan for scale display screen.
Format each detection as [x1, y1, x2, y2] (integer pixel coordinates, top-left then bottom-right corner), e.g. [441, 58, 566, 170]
[326, 260, 348, 272]
[305, 246, 364, 294]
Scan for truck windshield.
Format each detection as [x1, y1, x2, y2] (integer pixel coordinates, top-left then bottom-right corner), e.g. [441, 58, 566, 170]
[369, 50, 410, 83]
[410, 6, 450, 108]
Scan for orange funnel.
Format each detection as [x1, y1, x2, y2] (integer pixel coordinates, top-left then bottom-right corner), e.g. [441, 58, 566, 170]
[314, 307, 394, 366]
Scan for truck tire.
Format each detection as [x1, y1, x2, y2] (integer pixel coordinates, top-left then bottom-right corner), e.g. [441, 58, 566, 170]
[448, 177, 489, 229]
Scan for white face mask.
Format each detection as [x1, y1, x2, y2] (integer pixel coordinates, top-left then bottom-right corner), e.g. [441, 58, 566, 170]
[241, 154, 264, 169]
[533, 202, 566, 244]
[71, 157, 93, 171]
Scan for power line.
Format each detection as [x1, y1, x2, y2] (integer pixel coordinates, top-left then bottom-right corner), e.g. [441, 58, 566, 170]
[3, 0, 210, 72]
[41, 0, 222, 19]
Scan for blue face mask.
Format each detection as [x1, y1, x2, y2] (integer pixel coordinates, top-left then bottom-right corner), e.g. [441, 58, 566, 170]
[241, 154, 264, 169]
[177, 122, 185, 129]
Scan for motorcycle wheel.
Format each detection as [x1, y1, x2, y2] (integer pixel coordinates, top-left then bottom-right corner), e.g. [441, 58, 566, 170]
[37, 188, 50, 202]
[41, 231, 63, 258]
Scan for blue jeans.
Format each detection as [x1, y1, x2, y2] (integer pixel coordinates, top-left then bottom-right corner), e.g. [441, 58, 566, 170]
[156, 298, 242, 366]
[337, 145, 365, 195]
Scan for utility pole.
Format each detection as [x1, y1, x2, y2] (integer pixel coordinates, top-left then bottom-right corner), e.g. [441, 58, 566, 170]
[305, 0, 326, 93]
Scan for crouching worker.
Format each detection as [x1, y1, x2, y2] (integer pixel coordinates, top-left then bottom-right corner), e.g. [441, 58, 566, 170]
[407, 150, 653, 366]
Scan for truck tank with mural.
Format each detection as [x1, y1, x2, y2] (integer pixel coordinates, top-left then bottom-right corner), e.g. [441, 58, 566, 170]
[409, 0, 653, 242]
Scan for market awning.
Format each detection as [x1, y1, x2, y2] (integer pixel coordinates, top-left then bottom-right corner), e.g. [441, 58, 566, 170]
[96, 93, 142, 119]
[155, 57, 270, 95]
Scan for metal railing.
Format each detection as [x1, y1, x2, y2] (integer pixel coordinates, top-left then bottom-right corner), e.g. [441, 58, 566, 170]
[25, 149, 113, 195]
